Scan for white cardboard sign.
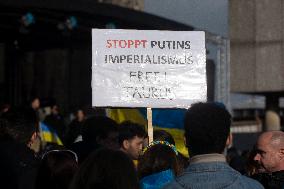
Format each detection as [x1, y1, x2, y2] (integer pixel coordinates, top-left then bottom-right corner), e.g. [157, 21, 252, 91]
[92, 29, 206, 108]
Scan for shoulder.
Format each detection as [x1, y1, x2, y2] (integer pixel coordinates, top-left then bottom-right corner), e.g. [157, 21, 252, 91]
[162, 181, 184, 189]
[239, 175, 264, 189]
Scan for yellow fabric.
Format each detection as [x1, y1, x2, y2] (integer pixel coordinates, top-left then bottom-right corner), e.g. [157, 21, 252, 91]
[107, 108, 188, 157]
[133, 160, 138, 168]
[107, 108, 147, 126]
[41, 131, 63, 145]
[154, 126, 188, 157]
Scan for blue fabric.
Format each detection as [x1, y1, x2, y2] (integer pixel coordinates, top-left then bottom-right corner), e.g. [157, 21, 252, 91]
[163, 162, 264, 189]
[139, 108, 186, 129]
[140, 169, 175, 189]
[40, 122, 63, 145]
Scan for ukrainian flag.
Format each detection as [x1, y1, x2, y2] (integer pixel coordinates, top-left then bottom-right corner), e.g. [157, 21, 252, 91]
[39, 122, 63, 145]
[107, 108, 188, 157]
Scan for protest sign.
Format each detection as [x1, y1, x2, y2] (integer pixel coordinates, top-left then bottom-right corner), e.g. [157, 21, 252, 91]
[92, 29, 206, 108]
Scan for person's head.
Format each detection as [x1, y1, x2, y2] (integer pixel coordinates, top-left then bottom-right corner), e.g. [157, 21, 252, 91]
[0, 103, 10, 114]
[0, 107, 38, 147]
[154, 129, 189, 169]
[31, 97, 40, 110]
[245, 145, 263, 176]
[118, 121, 147, 160]
[138, 141, 181, 179]
[70, 148, 139, 189]
[76, 109, 85, 122]
[36, 150, 78, 189]
[51, 104, 59, 115]
[254, 131, 284, 173]
[82, 116, 119, 149]
[184, 102, 232, 156]
[154, 130, 175, 145]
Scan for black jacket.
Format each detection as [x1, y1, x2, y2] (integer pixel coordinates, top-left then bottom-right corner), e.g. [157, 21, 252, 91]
[253, 171, 284, 189]
[0, 136, 39, 189]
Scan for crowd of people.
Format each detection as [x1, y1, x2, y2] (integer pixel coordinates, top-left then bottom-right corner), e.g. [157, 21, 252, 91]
[0, 100, 283, 189]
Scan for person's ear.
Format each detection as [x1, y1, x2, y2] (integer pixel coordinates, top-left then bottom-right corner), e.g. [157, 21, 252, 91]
[33, 131, 37, 138]
[30, 132, 38, 143]
[123, 140, 130, 149]
[28, 132, 40, 152]
[226, 133, 233, 147]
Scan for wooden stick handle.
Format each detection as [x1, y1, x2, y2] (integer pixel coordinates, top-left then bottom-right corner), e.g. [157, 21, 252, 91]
[147, 107, 153, 143]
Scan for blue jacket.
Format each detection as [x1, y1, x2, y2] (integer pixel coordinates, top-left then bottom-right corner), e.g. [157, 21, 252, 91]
[163, 154, 264, 189]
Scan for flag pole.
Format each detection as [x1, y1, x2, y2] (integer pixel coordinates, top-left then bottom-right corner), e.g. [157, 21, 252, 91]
[147, 107, 153, 143]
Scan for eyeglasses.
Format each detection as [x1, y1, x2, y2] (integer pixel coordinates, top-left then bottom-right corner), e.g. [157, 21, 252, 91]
[41, 149, 78, 163]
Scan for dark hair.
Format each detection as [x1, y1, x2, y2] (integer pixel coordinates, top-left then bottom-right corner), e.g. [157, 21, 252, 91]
[118, 121, 147, 146]
[246, 145, 262, 176]
[70, 148, 139, 189]
[153, 130, 189, 169]
[226, 147, 239, 162]
[35, 150, 78, 189]
[82, 116, 118, 144]
[154, 130, 175, 145]
[138, 143, 181, 179]
[184, 102, 231, 156]
[0, 107, 38, 144]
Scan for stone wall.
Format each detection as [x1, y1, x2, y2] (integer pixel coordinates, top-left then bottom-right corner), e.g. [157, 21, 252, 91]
[230, 0, 284, 93]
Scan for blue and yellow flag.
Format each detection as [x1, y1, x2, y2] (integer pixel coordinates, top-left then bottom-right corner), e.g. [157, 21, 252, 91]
[107, 108, 188, 156]
[39, 122, 63, 145]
